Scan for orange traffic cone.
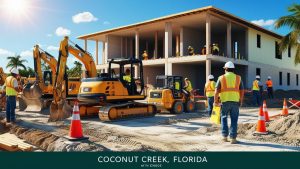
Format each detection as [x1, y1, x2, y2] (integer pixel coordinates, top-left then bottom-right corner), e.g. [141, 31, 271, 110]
[66, 102, 88, 141]
[263, 100, 270, 122]
[281, 98, 289, 116]
[254, 106, 268, 135]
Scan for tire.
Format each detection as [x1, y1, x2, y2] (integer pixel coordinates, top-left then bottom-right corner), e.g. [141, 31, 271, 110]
[171, 101, 184, 114]
[185, 100, 195, 113]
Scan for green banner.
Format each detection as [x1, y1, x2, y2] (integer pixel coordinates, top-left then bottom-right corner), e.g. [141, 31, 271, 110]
[0, 152, 299, 169]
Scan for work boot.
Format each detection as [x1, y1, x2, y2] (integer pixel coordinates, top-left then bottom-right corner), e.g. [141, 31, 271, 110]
[222, 137, 229, 142]
[230, 138, 238, 144]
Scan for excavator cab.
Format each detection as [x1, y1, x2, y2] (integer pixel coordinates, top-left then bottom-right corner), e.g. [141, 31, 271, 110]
[148, 75, 195, 114]
[108, 58, 144, 96]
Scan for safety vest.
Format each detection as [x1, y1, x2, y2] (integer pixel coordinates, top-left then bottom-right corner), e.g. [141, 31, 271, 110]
[123, 75, 131, 83]
[185, 80, 193, 92]
[266, 80, 273, 88]
[175, 82, 180, 90]
[252, 80, 259, 91]
[219, 72, 241, 102]
[205, 81, 216, 97]
[5, 76, 18, 96]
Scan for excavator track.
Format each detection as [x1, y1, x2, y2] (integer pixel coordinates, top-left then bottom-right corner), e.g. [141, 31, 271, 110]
[99, 102, 157, 121]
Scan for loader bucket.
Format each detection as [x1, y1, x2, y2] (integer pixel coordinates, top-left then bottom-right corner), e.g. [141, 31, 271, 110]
[19, 82, 44, 112]
[48, 101, 72, 122]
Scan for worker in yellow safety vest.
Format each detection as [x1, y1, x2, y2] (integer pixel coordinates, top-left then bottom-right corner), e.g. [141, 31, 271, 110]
[4, 68, 20, 123]
[204, 75, 216, 116]
[252, 75, 263, 106]
[123, 69, 131, 83]
[214, 61, 244, 144]
[265, 76, 274, 99]
[184, 78, 193, 93]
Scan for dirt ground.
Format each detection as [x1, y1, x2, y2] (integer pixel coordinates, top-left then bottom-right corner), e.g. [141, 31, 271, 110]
[0, 106, 299, 152]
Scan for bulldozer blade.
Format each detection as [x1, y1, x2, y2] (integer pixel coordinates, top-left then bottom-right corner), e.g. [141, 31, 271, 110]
[49, 101, 71, 122]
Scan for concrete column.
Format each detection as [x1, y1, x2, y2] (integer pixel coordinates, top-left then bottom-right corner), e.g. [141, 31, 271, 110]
[104, 35, 109, 64]
[227, 22, 232, 58]
[84, 39, 87, 51]
[135, 30, 139, 59]
[164, 22, 172, 58]
[165, 62, 172, 76]
[102, 41, 105, 64]
[176, 35, 179, 57]
[95, 40, 99, 65]
[180, 27, 184, 56]
[206, 59, 211, 82]
[206, 13, 211, 55]
[154, 31, 158, 59]
[121, 37, 123, 58]
[134, 66, 139, 79]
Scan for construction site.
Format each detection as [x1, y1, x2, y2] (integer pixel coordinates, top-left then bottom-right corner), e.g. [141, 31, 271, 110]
[0, 5, 299, 152]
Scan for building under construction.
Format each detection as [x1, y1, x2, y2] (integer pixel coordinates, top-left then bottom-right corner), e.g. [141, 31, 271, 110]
[78, 6, 300, 91]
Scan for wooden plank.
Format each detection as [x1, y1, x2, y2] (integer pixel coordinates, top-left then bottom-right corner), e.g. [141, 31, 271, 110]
[0, 133, 33, 151]
[0, 142, 19, 152]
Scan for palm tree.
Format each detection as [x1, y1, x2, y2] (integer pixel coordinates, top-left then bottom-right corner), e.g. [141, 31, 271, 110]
[274, 4, 300, 65]
[6, 55, 27, 70]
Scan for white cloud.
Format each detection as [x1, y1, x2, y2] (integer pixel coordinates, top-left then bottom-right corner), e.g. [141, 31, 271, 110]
[20, 50, 32, 57]
[55, 27, 71, 36]
[47, 45, 59, 51]
[72, 12, 98, 23]
[103, 21, 111, 25]
[251, 19, 276, 27]
[47, 34, 52, 37]
[0, 48, 14, 56]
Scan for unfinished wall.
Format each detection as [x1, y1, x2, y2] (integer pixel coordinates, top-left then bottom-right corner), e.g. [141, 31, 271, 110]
[143, 66, 165, 86]
[182, 27, 205, 56]
[108, 35, 122, 59]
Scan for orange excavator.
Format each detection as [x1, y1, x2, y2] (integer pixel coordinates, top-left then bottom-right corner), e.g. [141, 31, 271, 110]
[49, 36, 97, 121]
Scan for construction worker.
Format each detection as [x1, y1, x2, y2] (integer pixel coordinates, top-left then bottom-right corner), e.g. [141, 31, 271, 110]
[142, 50, 148, 60]
[188, 46, 195, 56]
[123, 69, 131, 83]
[266, 76, 274, 99]
[214, 61, 244, 144]
[184, 78, 193, 93]
[252, 75, 263, 106]
[204, 75, 216, 116]
[212, 43, 220, 55]
[4, 68, 20, 123]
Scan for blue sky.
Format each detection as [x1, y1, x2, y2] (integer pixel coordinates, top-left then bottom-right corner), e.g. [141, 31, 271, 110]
[0, 0, 298, 72]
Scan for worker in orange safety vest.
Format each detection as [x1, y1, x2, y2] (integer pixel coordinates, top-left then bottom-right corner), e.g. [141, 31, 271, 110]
[265, 76, 274, 99]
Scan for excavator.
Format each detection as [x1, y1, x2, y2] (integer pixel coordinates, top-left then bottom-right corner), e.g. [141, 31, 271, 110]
[76, 58, 157, 121]
[49, 36, 97, 121]
[19, 45, 59, 111]
[0, 67, 7, 111]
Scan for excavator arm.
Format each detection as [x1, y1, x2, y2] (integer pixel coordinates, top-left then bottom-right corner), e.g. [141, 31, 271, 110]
[68, 43, 97, 78]
[49, 36, 97, 121]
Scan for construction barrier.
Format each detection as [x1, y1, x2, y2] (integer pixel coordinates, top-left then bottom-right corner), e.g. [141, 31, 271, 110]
[254, 106, 268, 135]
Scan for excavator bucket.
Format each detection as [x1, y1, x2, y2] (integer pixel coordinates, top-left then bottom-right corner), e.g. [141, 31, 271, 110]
[48, 100, 72, 122]
[19, 82, 44, 112]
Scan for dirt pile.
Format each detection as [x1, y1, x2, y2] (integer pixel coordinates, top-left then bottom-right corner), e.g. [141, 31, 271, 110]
[238, 112, 300, 146]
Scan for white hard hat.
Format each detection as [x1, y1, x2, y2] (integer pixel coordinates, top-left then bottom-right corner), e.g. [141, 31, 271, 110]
[10, 68, 19, 75]
[208, 75, 214, 80]
[224, 61, 235, 69]
[256, 75, 260, 79]
[185, 77, 189, 80]
[268, 76, 271, 79]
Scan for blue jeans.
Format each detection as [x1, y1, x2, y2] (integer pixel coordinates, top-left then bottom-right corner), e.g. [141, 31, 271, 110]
[221, 102, 239, 139]
[207, 97, 214, 116]
[252, 91, 262, 107]
[6, 96, 16, 122]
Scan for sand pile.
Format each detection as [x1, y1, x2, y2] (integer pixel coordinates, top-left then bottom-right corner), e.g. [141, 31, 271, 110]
[238, 112, 300, 146]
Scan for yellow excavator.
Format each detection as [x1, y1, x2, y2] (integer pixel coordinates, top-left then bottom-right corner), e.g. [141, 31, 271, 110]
[49, 36, 97, 121]
[77, 58, 157, 121]
[19, 45, 58, 111]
